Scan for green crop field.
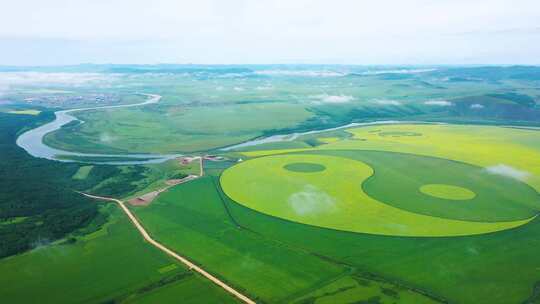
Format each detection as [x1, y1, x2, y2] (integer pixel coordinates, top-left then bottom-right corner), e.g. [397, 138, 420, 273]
[225, 189, 540, 304]
[292, 275, 438, 304]
[132, 177, 347, 303]
[214, 123, 540, 303]
[126, 274, 237, 304]
[0, 204, 237, 303]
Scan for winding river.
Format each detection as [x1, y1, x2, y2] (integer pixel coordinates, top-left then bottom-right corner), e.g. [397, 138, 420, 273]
[219, 120, 411, 151]
[16, 93, 440, 165]
[16, 94, 181, 165]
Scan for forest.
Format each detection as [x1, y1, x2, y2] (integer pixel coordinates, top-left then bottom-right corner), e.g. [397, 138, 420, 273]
[0, 112, 146, 258]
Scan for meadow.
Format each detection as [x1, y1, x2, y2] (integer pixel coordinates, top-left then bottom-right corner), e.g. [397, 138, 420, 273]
[0, 204, 237, 303]
[38, 66, 540, 155]
[132, 176, 348, 303]
[44, 102, 314, 153]
[0, 111, 238, 303]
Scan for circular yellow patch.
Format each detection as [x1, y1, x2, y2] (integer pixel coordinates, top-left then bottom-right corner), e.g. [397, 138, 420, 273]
[420, 184, 476, 201]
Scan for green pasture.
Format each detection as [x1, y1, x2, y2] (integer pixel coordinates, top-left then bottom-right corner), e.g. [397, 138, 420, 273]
[293, 275, 438, 304]
[0, 205, 234, 303]
[37, 68, 540, 155]
[126, 274, 237, 304]
[133, 176, 347, 303]
[45, 102, 313, 153]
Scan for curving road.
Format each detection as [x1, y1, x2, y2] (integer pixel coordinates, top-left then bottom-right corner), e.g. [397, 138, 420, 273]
[81, 192, 256, 304]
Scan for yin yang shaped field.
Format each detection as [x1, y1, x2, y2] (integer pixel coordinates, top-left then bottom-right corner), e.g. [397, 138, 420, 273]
[222, 124, 540, 237]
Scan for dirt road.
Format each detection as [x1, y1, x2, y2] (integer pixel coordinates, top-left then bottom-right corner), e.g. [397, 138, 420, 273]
[82, 192, 256, 304]
[128, 175, 198, 206]
[199, 157, 204, 176]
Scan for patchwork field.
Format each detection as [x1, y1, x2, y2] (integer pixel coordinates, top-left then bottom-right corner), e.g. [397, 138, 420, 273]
[0, 204, 237, 303]
[4, 65, 540, 304]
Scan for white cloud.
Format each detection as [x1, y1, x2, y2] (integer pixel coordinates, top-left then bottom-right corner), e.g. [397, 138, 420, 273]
[255, 70, 344, 77]
[485, 164, 531, 181]
[361, 68, 436, 75]
[424, 100, 454, 106]
[99, 133, 117, 143]
[1, 0, 539, 64]
[0, 72, 117, 86]
[311, 94, 354, 104]
[372, 99, 402, 106]
[470, 103, 485, 109]
[233, 86, 245, 91]
[0, 84, 9, 96]
[288, 185, 337, 216]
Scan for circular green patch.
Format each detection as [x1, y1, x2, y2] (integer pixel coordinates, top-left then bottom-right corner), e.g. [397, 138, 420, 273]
[419, 184, 476, 200]
[378, 131, 422, 137]
[283, 162, 326, 173]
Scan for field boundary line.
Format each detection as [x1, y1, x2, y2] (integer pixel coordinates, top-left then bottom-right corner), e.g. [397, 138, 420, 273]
[81, 192, 256, 304]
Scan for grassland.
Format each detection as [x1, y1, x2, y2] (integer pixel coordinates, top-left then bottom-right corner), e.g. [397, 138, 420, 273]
[0, 204, 236, 303]
[126, 273, 237, 304]
[133, 176, 348, 303]
[44, 102, 314, 153]
[31, 65, 540, 156]
[5, 66, 540, 303]
[293, 275, 438, 304]
[132, 174, 440, 303]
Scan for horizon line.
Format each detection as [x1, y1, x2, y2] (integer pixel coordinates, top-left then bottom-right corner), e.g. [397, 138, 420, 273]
[1, 63, 539, 68]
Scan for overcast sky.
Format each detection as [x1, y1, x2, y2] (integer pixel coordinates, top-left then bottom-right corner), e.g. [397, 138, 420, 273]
[1, 0, 539, 65]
